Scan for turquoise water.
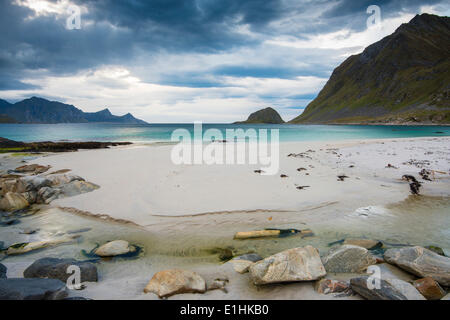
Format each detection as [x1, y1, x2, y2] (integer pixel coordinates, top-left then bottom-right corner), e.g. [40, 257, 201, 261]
[0, 123, 449, 143]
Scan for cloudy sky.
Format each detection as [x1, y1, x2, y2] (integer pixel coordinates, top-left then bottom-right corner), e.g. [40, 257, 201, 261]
[1, 0, 449, 122]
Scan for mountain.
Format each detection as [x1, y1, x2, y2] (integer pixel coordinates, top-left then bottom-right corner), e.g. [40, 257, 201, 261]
[0, 97, 148, 124]
[291, 14, 450, 124]
[235, 107, 285, 124]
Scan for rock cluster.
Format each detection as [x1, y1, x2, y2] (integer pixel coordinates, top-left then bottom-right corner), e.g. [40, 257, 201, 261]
[0, 166, 99, 211]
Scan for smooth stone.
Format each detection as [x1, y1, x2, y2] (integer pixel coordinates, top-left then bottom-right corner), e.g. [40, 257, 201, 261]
[315, 279, 349, 294]
[144, 269, 207, 298]
[0, 278, 67, 300]
[0, 263, 6, 279]
[249, 246, 326, 285]
[442, 293, 450, 300]
[230, 253, 263, 274]
[231, 260, 254, 274]
[343, 239, 381, 249]
[384, 246, 450, 286]
[94, 240, 134, 257]
[20, 228, 38, 235]
[413, 277, 446, 300]
[322, 245, 377, 273]
[350, 276, 426, 300]
[0, 192, 29, 211]
[24, 257, 98, 283]
[6, 236, 79, 255]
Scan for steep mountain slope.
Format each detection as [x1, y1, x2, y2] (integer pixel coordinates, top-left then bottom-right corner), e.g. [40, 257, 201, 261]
[291, 14, 450, 124]
[235, 107, 285, 124]
[0, 97, 147, 124]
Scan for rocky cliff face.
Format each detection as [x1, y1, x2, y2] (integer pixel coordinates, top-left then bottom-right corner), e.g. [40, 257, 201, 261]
[0, 97, 147, 124]
[291, 14, 450, 124]
[236, 107, 285, 124]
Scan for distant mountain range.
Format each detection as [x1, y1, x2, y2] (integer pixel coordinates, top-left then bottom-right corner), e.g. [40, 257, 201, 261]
[0, 97, 147, 124]
[234, 107, 285, 124]
[291, 14, 450, 124]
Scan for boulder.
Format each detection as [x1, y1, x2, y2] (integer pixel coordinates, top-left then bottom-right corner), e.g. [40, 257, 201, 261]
[0, 192, 29, 211]
[94, 240, 135, 257]
[249, 246, 326, 285]
[0, 263, 6, 279]
[413, 277, 446, 300]
[36, 187, 61, 204]
[350, 276, 425, 300]
[59, 180, 99, 197]
[343, 239, 381, 249]
[21, 191, 37, 204]
[24, 257, 98, 283]
[48, 174, 84, 186]
[0, 278, 67, 300]
[144, 269, 206, 298]
[21, 176, 52, 191]
[15, 164, 50, 175]
[230, 254, 263, 274]
[315, 279, 349, 294]
[384, 246, 450, 286]
[322, 245, 377, 273]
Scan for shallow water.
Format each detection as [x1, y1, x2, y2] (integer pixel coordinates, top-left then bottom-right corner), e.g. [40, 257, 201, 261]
[0, 123, 449, 143]
[2, 195, 448, 270]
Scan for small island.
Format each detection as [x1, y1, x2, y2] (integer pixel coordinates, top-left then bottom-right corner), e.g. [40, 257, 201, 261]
[234, 107, 285, 124]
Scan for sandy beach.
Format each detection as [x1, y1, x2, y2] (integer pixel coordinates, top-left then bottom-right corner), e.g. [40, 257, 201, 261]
[1, 136, 450, 300]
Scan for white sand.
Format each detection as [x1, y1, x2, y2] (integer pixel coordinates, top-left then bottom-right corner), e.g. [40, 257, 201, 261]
[33, 137, 450, 226]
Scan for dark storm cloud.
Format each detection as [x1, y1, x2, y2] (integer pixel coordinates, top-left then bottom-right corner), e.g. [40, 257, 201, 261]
[0, 0, 448, 90]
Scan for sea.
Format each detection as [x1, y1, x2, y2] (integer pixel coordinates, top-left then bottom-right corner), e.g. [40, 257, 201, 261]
[1, 123, 449, 143]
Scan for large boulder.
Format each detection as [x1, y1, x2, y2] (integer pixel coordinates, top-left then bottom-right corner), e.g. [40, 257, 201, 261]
[24, 257, 98, 283]
[144, 269, 206, 298]
[350, 276, 425, 300]
[0, 192, 29, 211]
[249, 246, 326, 285]
[413, 277, 446, 300]
[0, 263, 6, 279]
[322, 245, 377, 273]
[384, 246, 450, 286]
[0, 278, 67, 300]
[94, 240, 135, 257]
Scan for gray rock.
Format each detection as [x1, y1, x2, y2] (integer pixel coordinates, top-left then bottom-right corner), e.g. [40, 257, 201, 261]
[0, 278, 68, 300]
[24, 257, 98, 283]
[21, 176, 52, 191]
[384, 246, 450, 286]
[59, 181, 99, 197]
[235, 253, 263, 262]
[350, 276, 426, 300]
[322, 245, 377, 273]
[249, 246, 326, 285]
[0, 263, 6, 279]
[36, 187, 61, 204]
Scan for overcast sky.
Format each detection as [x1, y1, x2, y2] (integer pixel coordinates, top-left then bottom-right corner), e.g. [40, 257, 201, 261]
[1, 0, 449, 122]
